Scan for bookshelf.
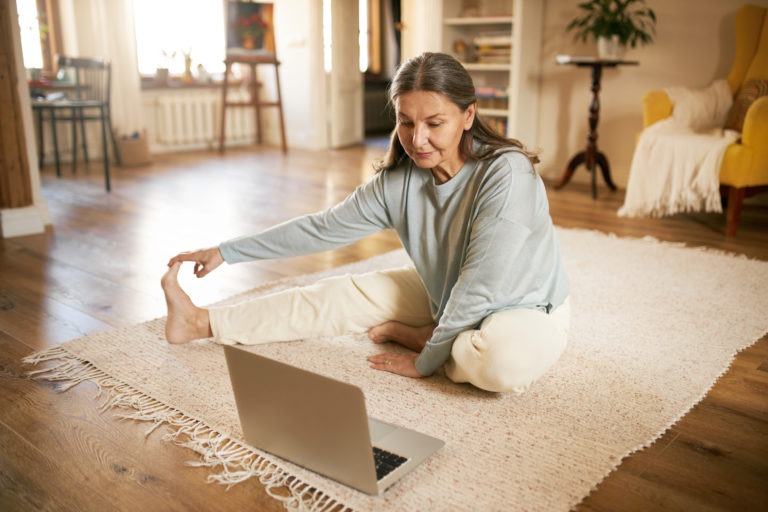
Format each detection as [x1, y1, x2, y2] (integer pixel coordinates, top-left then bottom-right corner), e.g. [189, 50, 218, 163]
[441, 0, 542, 144]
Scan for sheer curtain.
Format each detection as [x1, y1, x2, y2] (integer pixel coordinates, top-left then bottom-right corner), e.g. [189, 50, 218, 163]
[57, 0, 144, 135]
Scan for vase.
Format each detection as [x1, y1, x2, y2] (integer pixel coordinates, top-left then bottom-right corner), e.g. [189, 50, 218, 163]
[241, 33, 263, 50]
[155, 67, 169, 85]
[182, 56, 193, 82]
[597, 35, 624, 60]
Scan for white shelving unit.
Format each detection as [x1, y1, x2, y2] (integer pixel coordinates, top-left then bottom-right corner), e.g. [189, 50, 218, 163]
[440, 0, 542, 145]
[444, 15, 514, 25]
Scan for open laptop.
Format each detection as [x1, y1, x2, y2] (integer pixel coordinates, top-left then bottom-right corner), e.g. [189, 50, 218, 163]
[223, 345, 444, 495]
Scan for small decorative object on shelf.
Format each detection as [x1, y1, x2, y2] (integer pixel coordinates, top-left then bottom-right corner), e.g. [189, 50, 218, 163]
[156, 49, 175, 85]
[182, 50, 194, 83]
[155, 67, 169, 85]
[453, 39, 473, 62]
[195, 64, 211, 84]
[460, 0, 482, 17]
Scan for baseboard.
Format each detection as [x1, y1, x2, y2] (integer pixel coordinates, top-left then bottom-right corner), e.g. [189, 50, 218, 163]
[0, 203, 50, 238]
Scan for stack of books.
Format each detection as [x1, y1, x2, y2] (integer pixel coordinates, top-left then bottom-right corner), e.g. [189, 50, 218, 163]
[475, 86, 509, 110]
[473, 32, 512, 64]
[485, 117, 508, 136]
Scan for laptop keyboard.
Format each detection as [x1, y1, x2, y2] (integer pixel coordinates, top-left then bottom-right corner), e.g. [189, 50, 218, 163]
[373, 446, 409, 480]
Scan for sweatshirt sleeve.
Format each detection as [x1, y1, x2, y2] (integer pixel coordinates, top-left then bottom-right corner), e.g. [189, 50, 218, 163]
[219, 172, 392, 263]
[415, 157, 546, 376]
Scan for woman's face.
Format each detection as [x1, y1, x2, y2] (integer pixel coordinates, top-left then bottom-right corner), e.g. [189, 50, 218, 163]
[395, 90, 475, 181]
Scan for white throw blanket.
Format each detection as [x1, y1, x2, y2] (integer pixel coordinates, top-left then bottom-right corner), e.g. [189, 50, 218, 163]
[618, 80, 739, 218]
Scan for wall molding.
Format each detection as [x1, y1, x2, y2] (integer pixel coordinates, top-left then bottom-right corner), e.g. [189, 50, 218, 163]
[0, 203, 49, 238]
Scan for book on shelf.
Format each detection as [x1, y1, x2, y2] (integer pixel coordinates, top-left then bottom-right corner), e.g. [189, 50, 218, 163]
[483, 116, 508, 136]
[475, 55, 510, 65]
[474, 54, 511, 64]
[473, 32, 512, 47]
[473, 31, 511, 64]
[475, 85, 509, 98]
[475, 86, 508, 110]
[475, 47, 511, 57]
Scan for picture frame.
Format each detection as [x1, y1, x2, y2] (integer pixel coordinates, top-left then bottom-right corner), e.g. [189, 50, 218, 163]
[225, 1, 276, 57]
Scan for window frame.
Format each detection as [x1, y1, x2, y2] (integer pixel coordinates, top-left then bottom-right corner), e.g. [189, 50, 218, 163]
[34, 0, 61, 77]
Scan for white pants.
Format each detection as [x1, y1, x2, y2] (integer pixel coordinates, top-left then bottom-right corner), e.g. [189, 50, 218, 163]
[209, 266, 570, 393]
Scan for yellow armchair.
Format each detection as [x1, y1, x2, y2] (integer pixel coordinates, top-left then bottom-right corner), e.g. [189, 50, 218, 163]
[642, 4, 768, 236]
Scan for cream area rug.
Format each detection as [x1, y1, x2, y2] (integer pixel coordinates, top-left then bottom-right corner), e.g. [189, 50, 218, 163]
[25, 228, 768, 512]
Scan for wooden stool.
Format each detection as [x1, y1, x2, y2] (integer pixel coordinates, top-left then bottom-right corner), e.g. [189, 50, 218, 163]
[219, 54, 287, 153]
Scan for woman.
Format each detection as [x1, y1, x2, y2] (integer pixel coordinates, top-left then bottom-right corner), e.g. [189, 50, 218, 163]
[162, 52, 570, 393]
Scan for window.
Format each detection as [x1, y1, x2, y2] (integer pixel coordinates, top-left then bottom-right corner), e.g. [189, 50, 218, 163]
[16, 0, 62, 77]
[132, 0, 226, 76]
[16, 0, 58, 74]
[16, 0, 44, 69]
[359, 0, 368, 72]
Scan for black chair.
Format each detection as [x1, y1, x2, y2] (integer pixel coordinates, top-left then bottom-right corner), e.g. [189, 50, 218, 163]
[32, 56, 118, 191]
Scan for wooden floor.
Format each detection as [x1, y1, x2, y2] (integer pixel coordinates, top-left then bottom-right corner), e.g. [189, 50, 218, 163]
[1, 144, 766, 511]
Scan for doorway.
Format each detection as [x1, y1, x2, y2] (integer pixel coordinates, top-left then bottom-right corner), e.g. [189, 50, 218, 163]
[361, 0, 401, 139]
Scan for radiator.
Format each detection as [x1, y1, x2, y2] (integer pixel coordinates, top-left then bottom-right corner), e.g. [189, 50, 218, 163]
[155, 89, 255, 146]
[364, 88, 394, 133]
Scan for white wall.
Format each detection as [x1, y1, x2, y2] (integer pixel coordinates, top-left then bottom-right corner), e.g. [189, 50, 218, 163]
[268, 0, 328, 149]
[537, 0, 768, 187]
[401, 0, 442, 59]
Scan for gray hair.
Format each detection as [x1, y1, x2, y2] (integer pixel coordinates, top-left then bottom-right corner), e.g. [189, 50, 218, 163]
[375, 52, 537, 171]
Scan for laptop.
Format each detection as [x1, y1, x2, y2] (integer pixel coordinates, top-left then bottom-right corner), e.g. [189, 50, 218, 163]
[223, 345, 444, 495]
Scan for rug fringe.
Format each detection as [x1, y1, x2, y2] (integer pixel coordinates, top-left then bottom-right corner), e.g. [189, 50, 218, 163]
[23, 346, 121, 393]
[23, 347, 351, 512]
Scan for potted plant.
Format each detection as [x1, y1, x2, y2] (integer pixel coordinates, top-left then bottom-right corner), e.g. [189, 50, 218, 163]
[566, 0, 657, 59]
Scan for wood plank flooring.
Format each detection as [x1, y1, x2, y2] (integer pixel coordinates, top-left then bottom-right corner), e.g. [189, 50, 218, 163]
[1, 144, 766, 511]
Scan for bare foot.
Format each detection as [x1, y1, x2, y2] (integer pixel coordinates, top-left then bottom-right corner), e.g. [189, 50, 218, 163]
[161, 262, 212, 344]
[368, 321, 434, 352]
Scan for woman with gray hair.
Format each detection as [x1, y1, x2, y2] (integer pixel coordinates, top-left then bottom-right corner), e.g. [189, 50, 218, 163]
[162, 52, 570, 393]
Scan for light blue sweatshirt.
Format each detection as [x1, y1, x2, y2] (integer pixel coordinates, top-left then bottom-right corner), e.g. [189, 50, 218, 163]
[219, 150, 570, 376]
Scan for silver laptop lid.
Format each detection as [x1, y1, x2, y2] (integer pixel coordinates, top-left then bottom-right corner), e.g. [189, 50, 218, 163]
[223, 346, 380, 494]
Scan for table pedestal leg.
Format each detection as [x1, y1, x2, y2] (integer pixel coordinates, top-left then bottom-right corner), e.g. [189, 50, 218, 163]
[555, 150, 616, 198]
[554, 61, 622, 198]
[555, 151, 585, 190]
[596, 151, 617, 192]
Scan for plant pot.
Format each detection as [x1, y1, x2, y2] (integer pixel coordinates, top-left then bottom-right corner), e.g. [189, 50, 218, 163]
[241, 33, 264, 50]
[155, 67, 169, 85]
[597, 35, 624, 60]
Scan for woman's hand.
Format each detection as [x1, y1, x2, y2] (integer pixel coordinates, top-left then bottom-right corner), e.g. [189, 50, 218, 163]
[167, 247, 224, 278]
[367, 352, 423, 379]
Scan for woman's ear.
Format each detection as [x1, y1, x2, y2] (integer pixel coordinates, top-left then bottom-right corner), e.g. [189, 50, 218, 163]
[464, 103, 476, 130]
